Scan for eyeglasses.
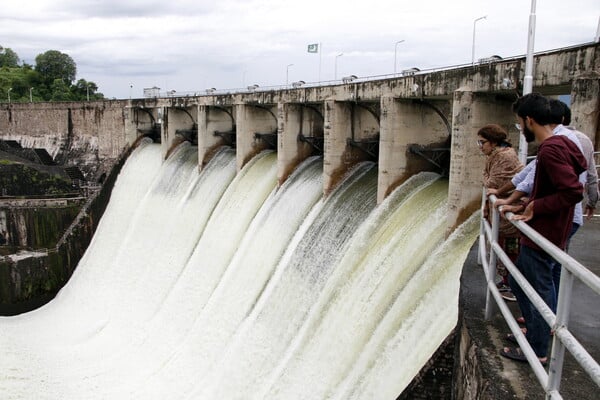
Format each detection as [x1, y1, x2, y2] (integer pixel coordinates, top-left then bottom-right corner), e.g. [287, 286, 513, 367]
[477, 139, 489, 147]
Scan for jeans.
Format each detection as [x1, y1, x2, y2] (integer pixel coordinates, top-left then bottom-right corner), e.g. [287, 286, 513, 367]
[509, 245, 555, 358]
[551, 222, 580, 310]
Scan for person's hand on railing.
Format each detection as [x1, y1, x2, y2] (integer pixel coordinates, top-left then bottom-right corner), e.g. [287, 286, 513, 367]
[494, 197, 511, 207]
[498, 204, 520, 215]
[509, 201, 534, 222]
[498, 203, 525, 219]
[486, 188, 499, 197]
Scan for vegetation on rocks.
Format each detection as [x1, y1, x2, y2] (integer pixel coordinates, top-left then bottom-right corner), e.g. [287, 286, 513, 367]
[0, 162, 75, 196]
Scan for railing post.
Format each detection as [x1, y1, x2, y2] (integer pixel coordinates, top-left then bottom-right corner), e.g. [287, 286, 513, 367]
[547, 266, 575, 395]
[478, 188, 485, 266]
[484, 196, 500, 320]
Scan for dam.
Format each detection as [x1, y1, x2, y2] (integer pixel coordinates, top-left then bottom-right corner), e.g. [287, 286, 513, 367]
[0, 42, 599, 398]
[0, 141, 481, 399]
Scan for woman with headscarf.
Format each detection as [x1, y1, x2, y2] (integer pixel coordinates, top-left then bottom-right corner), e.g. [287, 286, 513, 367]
[478, 124, 524, 301]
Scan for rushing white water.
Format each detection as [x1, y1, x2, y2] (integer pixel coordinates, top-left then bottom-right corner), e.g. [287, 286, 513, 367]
[0, 143, 479, 399]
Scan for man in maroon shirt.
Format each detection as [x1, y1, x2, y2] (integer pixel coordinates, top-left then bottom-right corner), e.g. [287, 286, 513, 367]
[499, 93, 586, 365]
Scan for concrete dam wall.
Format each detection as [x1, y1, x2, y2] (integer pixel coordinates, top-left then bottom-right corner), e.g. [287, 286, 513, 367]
[0, 101, 132, 181]
[0, 42, 598, 307]
[1, 43, 598, 232]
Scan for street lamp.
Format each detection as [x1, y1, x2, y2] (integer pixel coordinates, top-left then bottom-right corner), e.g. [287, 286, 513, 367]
[472, 15, 487, 64]
[394, 40, 405, 74]
[86, 85, 90, 101]
[29, 87, 33, 103]
[7, 88, 12, 103]
[286, 64, 294, 86]
[129, 84, 133, 100]
[334, 53, 343, 80]
[519, 0, 537, 164]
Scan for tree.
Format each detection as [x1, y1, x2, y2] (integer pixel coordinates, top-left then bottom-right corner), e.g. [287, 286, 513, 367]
[35, 50, 76, 84]
[0, 46, 103, 102]
[50, 79, 72, 101]
[73, 79, 93, 99]
[0, 46, 20, 68]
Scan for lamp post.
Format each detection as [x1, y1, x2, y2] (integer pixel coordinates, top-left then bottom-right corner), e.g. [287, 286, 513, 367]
[129, 84, 133, 100]
[334, 53, 343, 80]
[471, 15, 487, 64]
[7, 88, 12, 103]
[286, 64, 294, 86]
[518, 0, 537, 164]
[394, 40, 405, 74]
[29, 87, 33, 103]
[86, 85, 90, 101]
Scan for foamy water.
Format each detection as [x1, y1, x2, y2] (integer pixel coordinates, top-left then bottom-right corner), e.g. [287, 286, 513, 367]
[0, 142, 479, 399]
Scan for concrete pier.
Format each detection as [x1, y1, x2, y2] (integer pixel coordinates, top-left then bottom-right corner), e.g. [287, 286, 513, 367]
[277, 102, 323, 186]
[198, 105, 235, 168]
[447, 88, 516, 233]
[378, 96, 450, 203]
[236, 103, 278, 171]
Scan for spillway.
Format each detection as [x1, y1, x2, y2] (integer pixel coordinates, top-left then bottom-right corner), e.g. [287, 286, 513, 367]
[0, 141, 479, 399]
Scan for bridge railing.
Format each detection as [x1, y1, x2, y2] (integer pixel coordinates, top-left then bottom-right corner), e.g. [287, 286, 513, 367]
[152, 41, 599, 100]
[479, 190, 600, 399]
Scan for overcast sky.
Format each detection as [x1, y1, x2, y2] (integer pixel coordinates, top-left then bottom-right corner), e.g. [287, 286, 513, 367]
[1, 0, 598, 99]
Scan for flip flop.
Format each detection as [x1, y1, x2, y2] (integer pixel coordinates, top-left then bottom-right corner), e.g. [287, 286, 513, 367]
[500, 347, 548, 366]
[501, 346, 527, 362]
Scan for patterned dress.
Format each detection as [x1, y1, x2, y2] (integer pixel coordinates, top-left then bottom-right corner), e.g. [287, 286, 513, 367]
[483, 146, 524, 276]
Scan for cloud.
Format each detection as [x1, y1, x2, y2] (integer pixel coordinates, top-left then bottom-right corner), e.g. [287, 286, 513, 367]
[0, 0, 598, 98]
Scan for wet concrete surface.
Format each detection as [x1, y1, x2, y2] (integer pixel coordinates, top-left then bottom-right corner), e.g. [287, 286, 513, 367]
[460, 215, 600, 399]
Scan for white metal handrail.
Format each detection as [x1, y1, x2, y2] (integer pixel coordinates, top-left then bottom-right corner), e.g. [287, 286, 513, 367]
[479, 189, 600, 399]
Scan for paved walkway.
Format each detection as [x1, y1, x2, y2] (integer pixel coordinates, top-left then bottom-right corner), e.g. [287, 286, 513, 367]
[460, 215, 600, 399]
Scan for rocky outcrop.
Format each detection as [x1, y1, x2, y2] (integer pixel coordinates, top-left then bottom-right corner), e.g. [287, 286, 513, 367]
[0, 145, 131, 315]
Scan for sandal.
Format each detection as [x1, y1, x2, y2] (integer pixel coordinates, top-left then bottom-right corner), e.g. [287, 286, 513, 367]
[501, 346, 527, 362]
[501, 347, 548, 366]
